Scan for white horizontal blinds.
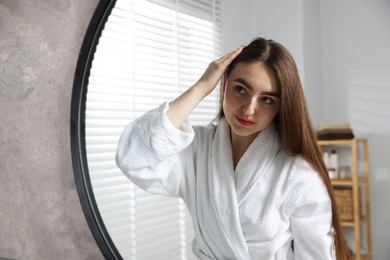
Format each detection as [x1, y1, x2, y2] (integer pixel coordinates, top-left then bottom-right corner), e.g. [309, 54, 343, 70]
[131, 0, 178, 117]
[175, 1, 221, 254]
[85, 0, 221, 259]
[131, 2, 186, 260]
[178, 0, 221, 125]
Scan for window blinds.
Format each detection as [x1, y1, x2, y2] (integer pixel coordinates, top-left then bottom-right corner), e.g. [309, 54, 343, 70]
[85, 0, 221, 259]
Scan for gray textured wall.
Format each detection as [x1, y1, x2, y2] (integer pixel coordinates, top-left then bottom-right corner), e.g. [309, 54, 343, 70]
[0, 0, 104, 259]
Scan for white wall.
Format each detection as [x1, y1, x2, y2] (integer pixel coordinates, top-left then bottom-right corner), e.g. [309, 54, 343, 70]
[252, 0, 305, 80]
[220, 0, 256, 52]
[320, 1, 390, 259]
[221, 0, 305, 77]
[221, 0, 390, 259]
[302, 0, 322, 126]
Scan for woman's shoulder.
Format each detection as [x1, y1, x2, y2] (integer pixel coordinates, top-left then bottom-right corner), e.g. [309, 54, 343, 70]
[276, 152, 330, 204]
[276, 152, 319, 180]
[192, 122, 218, 140]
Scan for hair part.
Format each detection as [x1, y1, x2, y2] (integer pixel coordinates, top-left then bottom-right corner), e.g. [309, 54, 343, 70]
[215, 37, 350, 259]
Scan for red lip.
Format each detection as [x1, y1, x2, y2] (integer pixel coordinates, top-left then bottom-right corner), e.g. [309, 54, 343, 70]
[236, 115, 255, 126]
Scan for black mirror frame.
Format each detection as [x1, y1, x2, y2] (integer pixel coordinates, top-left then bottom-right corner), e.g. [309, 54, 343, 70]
[70, 0, 122, 259]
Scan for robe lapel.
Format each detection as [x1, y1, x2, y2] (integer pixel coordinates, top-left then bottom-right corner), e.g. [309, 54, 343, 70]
[235, 123, 280, 206]
[207, 118, 252, 259]
[197, 119, 280, 259]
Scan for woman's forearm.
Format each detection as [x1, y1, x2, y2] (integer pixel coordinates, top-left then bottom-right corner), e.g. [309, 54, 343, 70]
[166, 83, 209, 128]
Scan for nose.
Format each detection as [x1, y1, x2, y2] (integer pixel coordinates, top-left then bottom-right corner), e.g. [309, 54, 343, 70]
[242, 97, 256, 116]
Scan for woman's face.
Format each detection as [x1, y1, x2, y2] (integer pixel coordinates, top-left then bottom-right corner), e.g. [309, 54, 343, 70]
[223, 61, 280, 142]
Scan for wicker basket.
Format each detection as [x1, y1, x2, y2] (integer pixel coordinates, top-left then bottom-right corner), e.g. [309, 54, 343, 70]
[333, 188, 360, 222]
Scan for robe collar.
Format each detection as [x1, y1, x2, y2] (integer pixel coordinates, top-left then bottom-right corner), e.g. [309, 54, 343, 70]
[207, 117, 280, 258]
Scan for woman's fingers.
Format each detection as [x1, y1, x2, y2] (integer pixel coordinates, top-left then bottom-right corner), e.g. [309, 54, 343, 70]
[195, 45, 245, 95]
[217, 45, 245, 64]
[211, 45, 245, 76]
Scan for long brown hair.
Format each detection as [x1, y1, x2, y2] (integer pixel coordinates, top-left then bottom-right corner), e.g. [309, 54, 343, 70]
[216, 37, 349, 259]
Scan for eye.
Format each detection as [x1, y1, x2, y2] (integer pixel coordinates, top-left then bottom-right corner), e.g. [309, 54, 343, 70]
[260, 96, 275, 105]
[235, 86, 247, 94]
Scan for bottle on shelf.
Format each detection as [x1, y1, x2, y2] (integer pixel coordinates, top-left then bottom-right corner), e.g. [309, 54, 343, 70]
[323, 150, 339, 179]
[329, 150, 339, 179]
[339, 165, 352, 179]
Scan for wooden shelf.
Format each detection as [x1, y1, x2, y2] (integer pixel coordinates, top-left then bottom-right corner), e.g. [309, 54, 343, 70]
[331, 177, 366, 186]
[318, 138, 372, 260]
[350, 254, 371, 260]
[341, 215, 369, 227]
[317, 138, 367, 146]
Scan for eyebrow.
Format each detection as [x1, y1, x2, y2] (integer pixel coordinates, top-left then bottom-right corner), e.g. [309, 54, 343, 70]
[233, 78, 281, 98]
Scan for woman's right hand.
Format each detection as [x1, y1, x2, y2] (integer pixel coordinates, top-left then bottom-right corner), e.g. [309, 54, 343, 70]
[167, 46, 244, 128]
[194, 46, 245, 95]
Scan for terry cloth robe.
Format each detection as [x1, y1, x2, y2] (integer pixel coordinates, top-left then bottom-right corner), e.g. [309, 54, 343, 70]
[116, 102, 335, 260]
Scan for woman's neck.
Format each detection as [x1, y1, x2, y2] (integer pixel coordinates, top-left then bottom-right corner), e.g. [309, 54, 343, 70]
[230, 129, 259, 169]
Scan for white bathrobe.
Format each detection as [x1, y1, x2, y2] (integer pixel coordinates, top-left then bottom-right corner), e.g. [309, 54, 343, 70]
[116, 102, 335, 260]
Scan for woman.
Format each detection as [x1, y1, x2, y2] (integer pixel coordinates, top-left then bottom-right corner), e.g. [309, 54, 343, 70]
[116, 37, 349, 259]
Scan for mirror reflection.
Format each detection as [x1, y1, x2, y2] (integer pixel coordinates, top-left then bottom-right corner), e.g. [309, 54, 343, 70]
[79, 0, 390, 259]
[85, 0, 220, 258]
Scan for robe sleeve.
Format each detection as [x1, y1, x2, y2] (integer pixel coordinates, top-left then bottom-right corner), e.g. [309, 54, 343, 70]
[115, 102, 194, 197]
[288, 160, 336, 260]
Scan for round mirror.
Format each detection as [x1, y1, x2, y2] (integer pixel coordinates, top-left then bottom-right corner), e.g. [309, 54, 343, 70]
[71, 0, 221, 259]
